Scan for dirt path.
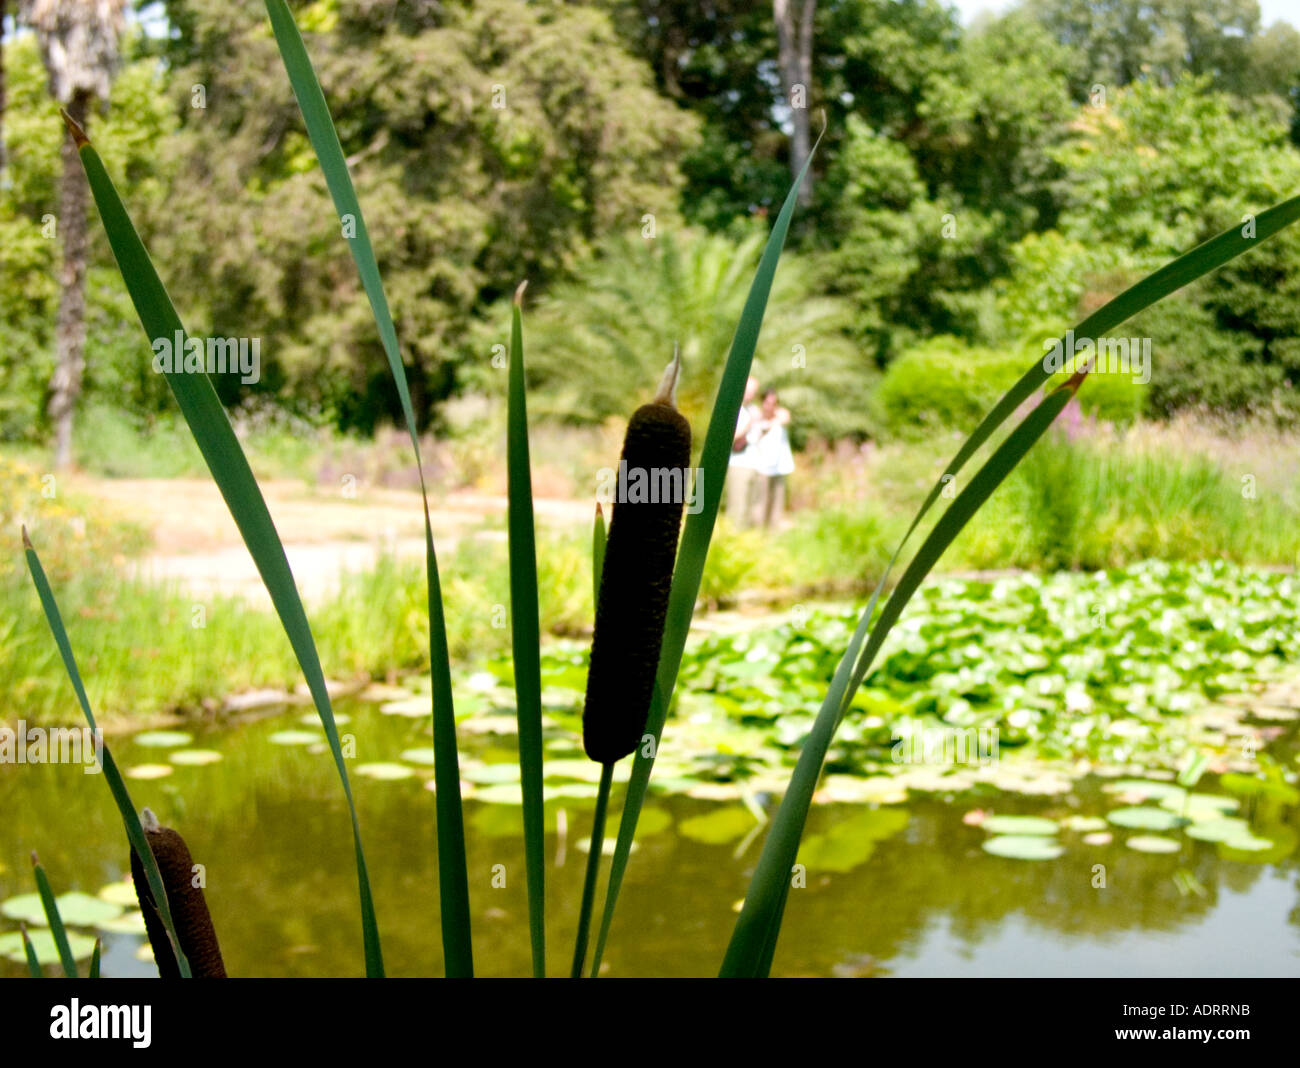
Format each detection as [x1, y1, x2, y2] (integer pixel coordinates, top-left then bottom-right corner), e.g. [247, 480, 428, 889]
[78, 476, 593, 607]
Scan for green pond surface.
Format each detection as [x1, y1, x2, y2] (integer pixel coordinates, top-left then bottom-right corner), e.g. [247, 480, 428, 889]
[4, 697, 1299, 978]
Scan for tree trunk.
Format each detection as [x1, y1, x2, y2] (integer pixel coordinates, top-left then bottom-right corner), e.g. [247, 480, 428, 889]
[49, 89, 91, 469]
[0, 0, 8, 172]
[774, 0, 815, 206]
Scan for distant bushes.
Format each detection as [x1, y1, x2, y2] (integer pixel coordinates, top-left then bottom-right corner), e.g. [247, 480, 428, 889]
[872, 336, 1144, 438]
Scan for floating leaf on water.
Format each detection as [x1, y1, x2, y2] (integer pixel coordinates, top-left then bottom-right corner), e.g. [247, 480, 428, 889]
[636, 806, 674, 836]
[355, 763, 416, 781]
[378, 697, 430, 718]
[471, 783, 523, 805]
[53, 892, 123, 927]
[461, 763, 522, 786]
[683, 782, 746, 801]
[544, 783, 600, 802]
[815, 775, 908, 804]
[400, 747, 437, 766]
[1126, 835, 1181, 854]
[1184, 818, 1251, 843]
[0, 928, 97, 966]
[267, 730, 321, 746]
[96, 911, 147, 935]
[168, 749, 224, 766]
[133, 730, 193, 748]
[97, 880, 138, 908]
[125, 763, 173, 780]
[679, 807, 757, 845]
[1159, 793, 1238, 819]
[1, 893, 47, 925]
[1062, 816, 1109, 833]
[1106, 806, 1184, 831]
[798, 810, 909, 874]
[1082, 832, 1113, 846]
[1102, 780, 1186, 802]
[1216, 826, 1297, 863]
[981, 815, 1059, 836]
[981, 835, 1064, 860]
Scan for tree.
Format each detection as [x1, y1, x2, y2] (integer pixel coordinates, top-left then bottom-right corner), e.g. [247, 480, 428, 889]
[773, 0, 815, 205]
[23, 0, 128, 468]
[149, 0, 696, 431]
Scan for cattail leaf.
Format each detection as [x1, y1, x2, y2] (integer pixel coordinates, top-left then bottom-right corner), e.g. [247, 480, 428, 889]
[31, 855, 77, 979]
[20, 925, 43, 979]
[88, 939, 102, 979]
[23, 536, 192, 979]
[66, 122, 381, 977]
[588, 127, 824, 975]
[263, 0, 472, 975]
[506, 288, 546, 977]
[570, 763, 614, 978]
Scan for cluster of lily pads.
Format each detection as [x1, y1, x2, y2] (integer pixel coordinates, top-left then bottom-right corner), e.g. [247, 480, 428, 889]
[970, 767, 1298, 863]
[0, 878, 150, 968]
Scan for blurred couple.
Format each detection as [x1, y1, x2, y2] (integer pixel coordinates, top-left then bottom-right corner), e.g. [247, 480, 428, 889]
[727, 376, 794, 530]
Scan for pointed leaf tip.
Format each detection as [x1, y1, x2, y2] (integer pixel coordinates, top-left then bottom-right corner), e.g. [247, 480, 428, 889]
[21, 525, 32, 550]
[514, 280, 528, 307]
[61, 109, 89, 149]
[30, 851, 39, 867]
[595, 502, 604, 520]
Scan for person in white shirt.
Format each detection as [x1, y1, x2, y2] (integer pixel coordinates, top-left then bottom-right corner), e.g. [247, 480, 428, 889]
[750, 389, 793, 529]
[727, 376, 762, 527]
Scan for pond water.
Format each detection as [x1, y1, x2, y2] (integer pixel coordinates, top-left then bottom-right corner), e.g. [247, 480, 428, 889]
[4, 697, 1298, 977]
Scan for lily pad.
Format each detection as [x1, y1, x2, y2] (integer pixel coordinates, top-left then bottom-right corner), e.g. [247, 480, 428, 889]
[981, 815, 1059, 836]
[1082, 832, 1113, 846]
[53, 892, 123, 927]
[1106, 806, 1184, 831]
[267, 729, 322, 746]
[982, 835, 1065, 860]
[461, 763, 522, 786]
[378, 697, 431, 718]
[97, 880, 139, 908]
[125, 763, 173, 780]
[1158, 792, 1238, 817]
[399, 747, 437, 766]
[355, 763, 416, 781]
[96, 910, 147, 935]
[1102, 780, 1186, 802]
[1, 892, 47, 925]
[1184, 818, 1251, 843]
[679, 807, 758, 845]
[133, 730, 193, 748]
[799, 809, 909, 873]
[0, 928, 97, 966]
[169, 749, 224, 766]
[1126, 835, 1181, 854]
[1062, 816, 1109, 833]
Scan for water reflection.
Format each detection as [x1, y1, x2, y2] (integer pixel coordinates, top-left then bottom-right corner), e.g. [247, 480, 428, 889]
[3, 703, 1297, 977]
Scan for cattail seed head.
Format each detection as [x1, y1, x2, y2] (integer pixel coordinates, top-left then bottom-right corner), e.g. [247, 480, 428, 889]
[583, 353, 691, 764]
[130, 809, 226, 978]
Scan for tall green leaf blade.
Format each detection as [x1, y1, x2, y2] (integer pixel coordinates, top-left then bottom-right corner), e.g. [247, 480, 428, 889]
[19, 925, 43, 979]
[593, 505, 606, 602]
[506, 287, 546, 977]
[262, 0, 472, 974]
[31, 856, 77, 978]
[68, 124, 382, 978]
[23, 533, 191, 978]
[89, 939, 102, 979]
[589, 134, 822, 975]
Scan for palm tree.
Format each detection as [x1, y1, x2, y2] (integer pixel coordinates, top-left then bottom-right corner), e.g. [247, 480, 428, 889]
[23, 0, 128, 468]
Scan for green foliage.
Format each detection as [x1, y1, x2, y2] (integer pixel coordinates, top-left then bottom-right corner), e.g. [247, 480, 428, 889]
[506, 228, 874, 441]
[149, 0, 697, 431]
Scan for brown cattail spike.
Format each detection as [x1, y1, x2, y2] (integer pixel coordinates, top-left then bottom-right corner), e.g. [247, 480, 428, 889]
[582, 351, 691, 764]
[130, 809, 226, 978]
